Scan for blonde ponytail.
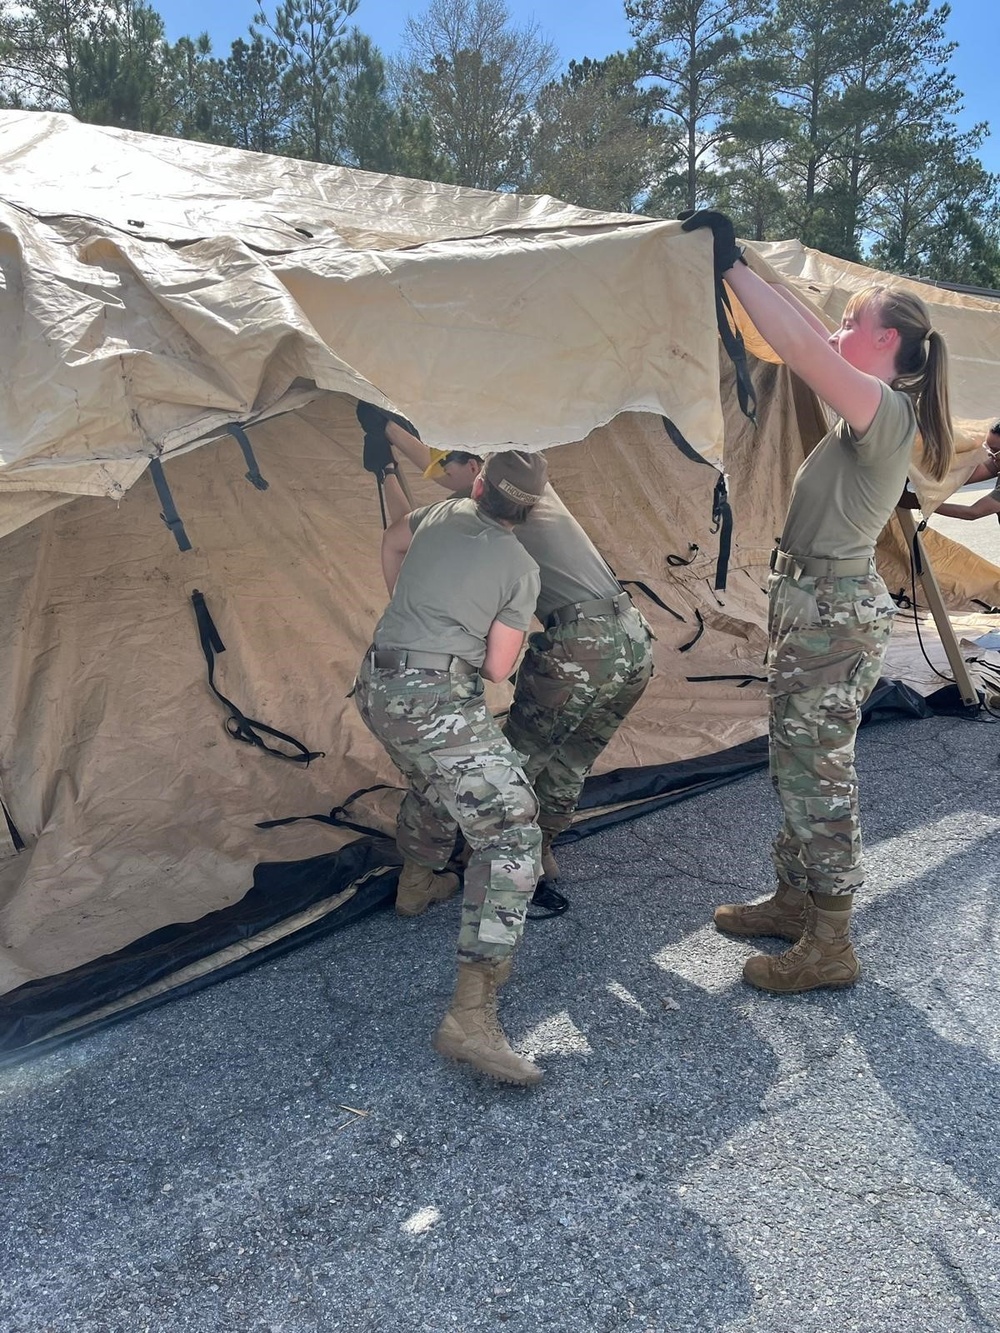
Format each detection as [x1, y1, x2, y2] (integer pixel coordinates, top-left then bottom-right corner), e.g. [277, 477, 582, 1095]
[854, 286, 954, 482]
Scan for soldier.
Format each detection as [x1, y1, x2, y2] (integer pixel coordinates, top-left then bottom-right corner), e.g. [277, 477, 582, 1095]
[680, 210, 954, 992]
[372, 421, 655, 887]
[353, 446, 548, 1086]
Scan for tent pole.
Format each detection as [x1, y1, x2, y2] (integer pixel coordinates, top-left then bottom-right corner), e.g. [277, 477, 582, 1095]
[894, 506, 980, 708]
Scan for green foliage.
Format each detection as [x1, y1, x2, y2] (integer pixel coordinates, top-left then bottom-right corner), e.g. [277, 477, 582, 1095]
[396, 0, 557, 190]
[253, 0, 358, 162]
[626, 0, 769, 211]
[217, 34, 293, 154]
[336, 27, 451, 176]
[526, 51, 675, 213]
[868, 128, 1000, 286]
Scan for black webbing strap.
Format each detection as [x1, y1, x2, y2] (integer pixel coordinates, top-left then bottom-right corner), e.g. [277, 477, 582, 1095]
[227, 424, 269, 491]
[191, 590, 324, 765]
[660, 417, 734, 591]
[256, 783, 401, 838]
[678, 609, 705, 653]
[667, 543, 699, 567]
[149, 457, 192, 552]
[909, 519, 926, 578]
[619, 580, 685, 622]
[686, 672, 766, 686]
[972, 599, 1000, 614]
[716, 274, 757, 423]
[1, 796, 24, 852]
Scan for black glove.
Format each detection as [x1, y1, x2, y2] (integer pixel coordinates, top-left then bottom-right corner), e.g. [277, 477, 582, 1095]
[355, 400, 420, 440]
[356, 400, 420, 481]
[679, 209, 746, 273]
[362, 426, 394, 478]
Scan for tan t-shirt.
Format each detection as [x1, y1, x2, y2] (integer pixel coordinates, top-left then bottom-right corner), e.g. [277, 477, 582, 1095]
[373, 498, 540, 666]
[780, 384, 916, 560]
[513, 485, 622, 621]
[446, 482, 621, 621]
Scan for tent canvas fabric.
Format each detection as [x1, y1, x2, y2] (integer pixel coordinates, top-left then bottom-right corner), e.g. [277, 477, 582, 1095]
[2, 112, 999, 1061]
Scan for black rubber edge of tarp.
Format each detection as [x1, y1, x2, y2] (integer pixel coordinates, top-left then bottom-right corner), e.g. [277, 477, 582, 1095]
[0, 677, 943, 1067]
[0, 838, 401, 1065]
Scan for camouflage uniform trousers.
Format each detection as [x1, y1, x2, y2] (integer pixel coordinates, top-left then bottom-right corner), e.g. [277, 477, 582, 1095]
[766, 569, 897, 897]
[503, 606, 654, 838]
[354, 655, 541, 963]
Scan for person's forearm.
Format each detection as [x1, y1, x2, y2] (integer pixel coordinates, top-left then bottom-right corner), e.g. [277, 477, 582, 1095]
[963, 462, 993, 486]
[723, 264, 822, 378]
[386, 420, 431, 472]
[381, 469, 412, 526]
[935, 502, 978, 520]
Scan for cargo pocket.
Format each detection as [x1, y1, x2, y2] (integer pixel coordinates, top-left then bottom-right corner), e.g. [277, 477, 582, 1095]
[853, 590, 897, 624]
[519, 652, 573, 712]
[767, 638, 866, 698]
[433, 748, 538, 832]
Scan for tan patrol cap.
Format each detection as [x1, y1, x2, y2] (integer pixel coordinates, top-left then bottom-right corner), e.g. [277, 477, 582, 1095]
[481, 450, 548, 505]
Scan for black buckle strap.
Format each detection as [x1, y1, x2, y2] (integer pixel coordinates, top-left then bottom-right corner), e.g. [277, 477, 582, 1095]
[666, 543, 699, 568]
[660, 418, 733, 592]
[227, 423, 269, 491]
[191, 590, 324, 765]
[716, 273, 758, 425]
[256, 783, 400, 837]
[148, 457, 192, 552]
[678, 609, 705, 653]
[619, 580, 685, 622]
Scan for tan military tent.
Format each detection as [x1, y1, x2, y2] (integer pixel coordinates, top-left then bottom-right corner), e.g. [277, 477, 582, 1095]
[2, 111, 998, 1061]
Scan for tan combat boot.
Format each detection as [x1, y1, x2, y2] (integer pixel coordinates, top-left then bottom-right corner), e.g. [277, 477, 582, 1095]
[742, 897, 860, 994]
[395, 859, 460, 918]
[432, 960, 542, 1086]
[540, 831, 559, 882]
[713, 880, 808, 942]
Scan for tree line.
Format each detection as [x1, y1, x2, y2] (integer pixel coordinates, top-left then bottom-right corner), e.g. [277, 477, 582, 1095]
[2, 0, 998, 285]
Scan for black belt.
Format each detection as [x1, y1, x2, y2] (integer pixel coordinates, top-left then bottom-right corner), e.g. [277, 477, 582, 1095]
[369, 647, 478, 675]
[769, 548, 875, 579]
[547, 591, 633, 629]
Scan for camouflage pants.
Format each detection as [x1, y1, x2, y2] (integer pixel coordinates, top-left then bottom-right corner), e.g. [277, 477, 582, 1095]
[767, 569, 896, 897]
[504, 606, 654, 837]
[354, 655, 541, 963]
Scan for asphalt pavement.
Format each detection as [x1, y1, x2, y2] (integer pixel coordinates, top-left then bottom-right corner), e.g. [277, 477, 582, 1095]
[2, 703, 999, 1333]
[4, 505, 1000, 1333]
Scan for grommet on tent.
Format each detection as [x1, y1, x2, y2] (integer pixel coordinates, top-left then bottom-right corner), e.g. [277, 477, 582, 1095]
[148, 456, 192, 552]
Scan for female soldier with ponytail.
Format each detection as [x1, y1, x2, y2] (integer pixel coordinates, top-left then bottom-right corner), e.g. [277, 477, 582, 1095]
[681, 210, 954, 994]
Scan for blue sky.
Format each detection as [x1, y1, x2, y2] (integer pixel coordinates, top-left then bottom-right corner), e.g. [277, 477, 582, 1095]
[157, 0, 999, 176]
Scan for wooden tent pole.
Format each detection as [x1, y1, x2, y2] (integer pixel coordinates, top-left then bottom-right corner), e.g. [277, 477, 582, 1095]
[894, 506, 980, 708]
